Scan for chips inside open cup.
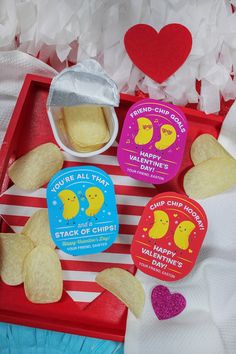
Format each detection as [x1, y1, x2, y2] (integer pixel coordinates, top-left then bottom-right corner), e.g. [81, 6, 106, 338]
[47, 59, 119, 158]
[47, 105, 118, 158]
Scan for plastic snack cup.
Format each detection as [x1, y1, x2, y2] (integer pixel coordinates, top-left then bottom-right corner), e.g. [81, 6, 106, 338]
[47, 59, 119, 158]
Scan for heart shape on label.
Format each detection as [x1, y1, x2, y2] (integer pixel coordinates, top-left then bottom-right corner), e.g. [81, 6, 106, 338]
[124, 24, 192, 83]
[143, 228, 148, 231]
[151, 285, 186, 320]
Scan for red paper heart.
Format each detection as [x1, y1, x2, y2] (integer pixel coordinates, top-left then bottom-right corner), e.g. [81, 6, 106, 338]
[124, 24, 192, 83]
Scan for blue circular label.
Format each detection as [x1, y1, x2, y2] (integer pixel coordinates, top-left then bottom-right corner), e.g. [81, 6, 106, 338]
[47, 166, 119, 255]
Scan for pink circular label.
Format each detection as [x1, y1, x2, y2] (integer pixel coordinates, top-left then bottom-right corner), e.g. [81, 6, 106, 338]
[117, 99, 188, 184]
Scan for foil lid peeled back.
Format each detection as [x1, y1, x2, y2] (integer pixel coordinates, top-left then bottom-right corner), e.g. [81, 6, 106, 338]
[47, 59, 119, 107]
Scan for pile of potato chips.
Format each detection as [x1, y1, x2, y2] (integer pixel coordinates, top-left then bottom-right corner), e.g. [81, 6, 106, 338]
[0, 142, 64, 303]
[62, 105, 110, 153]
[184, 134, 236, 199]
[1, 140, 146, 316]
[0, 209, 63, 304]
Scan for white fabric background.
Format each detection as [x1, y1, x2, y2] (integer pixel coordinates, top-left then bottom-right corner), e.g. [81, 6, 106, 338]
[125, 103, 236, 353]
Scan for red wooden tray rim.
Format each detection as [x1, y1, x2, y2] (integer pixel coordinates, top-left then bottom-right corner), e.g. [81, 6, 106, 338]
[0, 74, 225, 341]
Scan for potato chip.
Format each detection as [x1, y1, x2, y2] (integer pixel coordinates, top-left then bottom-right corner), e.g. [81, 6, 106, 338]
[22, 209, 55, 249]
[8, 143, 64, 191]
[183, 157, 236, 199]
[57, 118, 67, 138]
[95, 268, 145, 318]
[191, 134, 232, 165]
[57, 118, 103, 151]
[63, 105, 110, 152]
[0, 233, 34, 285]
[72, 143, 104, 153]
[24, 245, 63, 303]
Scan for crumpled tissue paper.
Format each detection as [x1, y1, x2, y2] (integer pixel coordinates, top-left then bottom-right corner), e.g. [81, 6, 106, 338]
[1, 0, 236, 113]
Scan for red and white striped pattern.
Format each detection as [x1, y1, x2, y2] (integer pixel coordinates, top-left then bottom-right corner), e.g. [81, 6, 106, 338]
[0, 146, 157, 307]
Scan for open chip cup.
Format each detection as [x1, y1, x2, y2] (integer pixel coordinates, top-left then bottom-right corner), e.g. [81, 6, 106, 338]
[47, 60, 119, 158]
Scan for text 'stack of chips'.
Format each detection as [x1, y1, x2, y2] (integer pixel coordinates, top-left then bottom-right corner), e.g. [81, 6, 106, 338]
[190, 134, 233, 165]
[95, 267, 145, 318]
[8, 143, 64, 191]
[184, 157, 236, 199]
[22, 209, 55, 249]
[63, 105, 110, 152]
[24, 245, 63, 304]
[0, 233, 34, 286]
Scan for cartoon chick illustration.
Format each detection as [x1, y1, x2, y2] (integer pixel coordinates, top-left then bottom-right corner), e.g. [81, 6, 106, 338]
[148, 210, 169, 239]
[155, 124, 177, 150]
[134, 117, 153, 145]
[85, 186, 104, 217]
[174, 220, 195, 250]
[58, 189, 80, 221]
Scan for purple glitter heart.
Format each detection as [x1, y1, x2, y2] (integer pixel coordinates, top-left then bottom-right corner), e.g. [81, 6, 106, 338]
[151, 285, 186, 320]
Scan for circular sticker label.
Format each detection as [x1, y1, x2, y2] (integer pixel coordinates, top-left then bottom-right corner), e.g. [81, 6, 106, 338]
[47, 166, 119, 256]
[131, 192, 207, 281]
[117, 98, 188, 184]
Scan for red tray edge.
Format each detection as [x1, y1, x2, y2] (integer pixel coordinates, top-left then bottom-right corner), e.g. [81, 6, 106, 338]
[0, 310, 124, 342]
[0, 73, 225, 341]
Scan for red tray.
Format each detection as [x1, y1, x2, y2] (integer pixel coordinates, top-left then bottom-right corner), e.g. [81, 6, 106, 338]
[0, 74, 225, 341]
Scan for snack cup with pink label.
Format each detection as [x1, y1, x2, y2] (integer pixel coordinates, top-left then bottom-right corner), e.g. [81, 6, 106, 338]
[117, 98, 188, 184]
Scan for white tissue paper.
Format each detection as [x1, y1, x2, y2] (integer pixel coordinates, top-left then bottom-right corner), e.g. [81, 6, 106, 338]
[0, 0, 236, 113]
[125, 101, 236, 354]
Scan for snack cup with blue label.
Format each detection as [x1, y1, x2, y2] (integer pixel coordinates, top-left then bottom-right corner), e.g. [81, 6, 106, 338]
[47, 166, 119, 256]
[47, 59, 119, 158]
